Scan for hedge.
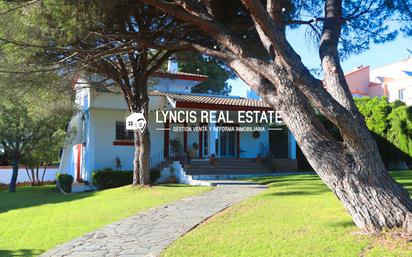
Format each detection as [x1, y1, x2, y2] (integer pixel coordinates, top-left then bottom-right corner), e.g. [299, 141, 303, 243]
[92, 168, 162, 189]
[56, 173, 73, 193]
[355, 97, 412, 169]
[150, 168, 161, 182]
[296, 97, 412, 170]
[92, 168, 133, 189]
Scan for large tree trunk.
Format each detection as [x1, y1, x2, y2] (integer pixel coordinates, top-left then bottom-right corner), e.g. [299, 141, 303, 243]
[9, 158, 19, 192]
[131, 113, 151, 186]
[138, 129, 151, 185]
[230, 60, 412, 233]
[129, 94, 151, 186]
[133, 130, 140, 186]
[324, 159, 412, 233]
[298, 125, 412, 232]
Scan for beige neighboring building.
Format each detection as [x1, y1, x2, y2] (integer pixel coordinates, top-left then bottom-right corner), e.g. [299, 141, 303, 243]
[345, 57, 412, 104]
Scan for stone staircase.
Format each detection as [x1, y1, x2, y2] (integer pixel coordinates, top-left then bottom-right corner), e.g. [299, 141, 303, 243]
[154, 160, 171, 170]
[71, 182, 95, 193]
[185, 159, 273, 180]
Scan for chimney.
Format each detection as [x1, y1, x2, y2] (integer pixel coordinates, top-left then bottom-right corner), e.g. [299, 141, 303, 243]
[167, 59, 179, 73]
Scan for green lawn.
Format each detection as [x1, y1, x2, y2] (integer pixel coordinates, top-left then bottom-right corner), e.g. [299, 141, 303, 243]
[162, 172, 412, 257]
[0, 184, 210, 257]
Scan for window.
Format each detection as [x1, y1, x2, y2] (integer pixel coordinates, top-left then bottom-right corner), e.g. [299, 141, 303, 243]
[398, 89, 406, 101]
[115, 121, 134, 141]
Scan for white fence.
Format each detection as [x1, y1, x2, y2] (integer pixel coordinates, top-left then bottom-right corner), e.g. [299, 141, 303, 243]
[0, 166, 59, 184]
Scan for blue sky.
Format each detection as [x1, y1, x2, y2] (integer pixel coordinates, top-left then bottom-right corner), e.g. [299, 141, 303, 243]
[230, 27, 412, 97]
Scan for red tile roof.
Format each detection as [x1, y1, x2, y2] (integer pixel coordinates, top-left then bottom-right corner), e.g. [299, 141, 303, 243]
[150, 91, 271, 110]
[95, 86, 271, 110]
[152, 70, 207, 82]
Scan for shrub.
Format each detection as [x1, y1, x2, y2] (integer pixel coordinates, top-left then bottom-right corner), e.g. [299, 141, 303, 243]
[150, 169, 161, 183]
[355, 97, 412, 169]
[92, 168, 133, 189]
[56, 173, 74, 193]
[300, 97, 412, 170]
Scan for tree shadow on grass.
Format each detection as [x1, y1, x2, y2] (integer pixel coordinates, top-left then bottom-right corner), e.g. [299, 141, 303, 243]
[0, 249, 44, 257]
[250, 175, 321, 185]
[0, 185, 95, 214]
[254, 174, 332, 197]
[396, 182, 412, 191]
[263, 188, 330, 197]
[157, 184, 196, 187]
[327, 220, 356, 229]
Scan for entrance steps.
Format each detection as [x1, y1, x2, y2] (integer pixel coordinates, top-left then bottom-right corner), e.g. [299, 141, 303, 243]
[71, 182, 95, 193]
[185, 159, 273, 180]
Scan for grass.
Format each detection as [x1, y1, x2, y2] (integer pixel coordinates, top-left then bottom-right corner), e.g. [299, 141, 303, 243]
[0, 184, 210, 257]
[162, 171, 412, 257]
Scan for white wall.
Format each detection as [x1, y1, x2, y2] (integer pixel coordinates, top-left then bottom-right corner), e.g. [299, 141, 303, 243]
[370, 58, 412, 82]
[387, 77, 412, 105]
[91, 108, 133, 172]
[150, 78, 198, 93]
[0, 167, 59, 184]
[59, 112, 83, 176]
[91, 92, 166, 111]
[239, 123, 269, 158]
[89, 108, 165, 175]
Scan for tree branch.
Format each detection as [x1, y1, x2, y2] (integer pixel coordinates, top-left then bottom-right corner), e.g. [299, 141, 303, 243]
[0, 0, 41, 16]
[147, 50, 174, 74]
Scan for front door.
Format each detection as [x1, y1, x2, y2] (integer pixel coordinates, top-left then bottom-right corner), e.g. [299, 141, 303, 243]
[73, 144, 83, 182]
[219, 131, 236, 158]
[201, 129, 209, 158]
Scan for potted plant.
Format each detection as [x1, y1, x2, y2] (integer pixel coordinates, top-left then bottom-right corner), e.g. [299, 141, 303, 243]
[190, 142, 199, 158]
[209, 154, 219, 167]
[170, 139, 181, 160]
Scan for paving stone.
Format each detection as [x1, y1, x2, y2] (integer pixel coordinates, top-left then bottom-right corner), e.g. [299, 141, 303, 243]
[40, 184, 266, 257]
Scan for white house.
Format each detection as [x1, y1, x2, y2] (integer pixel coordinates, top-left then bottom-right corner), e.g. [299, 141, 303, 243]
[59, 63, 297, 183]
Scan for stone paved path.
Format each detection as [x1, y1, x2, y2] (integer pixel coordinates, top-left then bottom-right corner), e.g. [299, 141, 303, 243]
[41, 184, 266, 257]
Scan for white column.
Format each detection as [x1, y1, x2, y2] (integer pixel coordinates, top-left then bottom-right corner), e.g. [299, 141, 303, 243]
[209, 122, 217, 156]
[288, 129, 297, 160]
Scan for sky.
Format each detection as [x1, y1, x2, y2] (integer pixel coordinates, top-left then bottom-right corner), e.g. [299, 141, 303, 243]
[229, 27, 412, 98]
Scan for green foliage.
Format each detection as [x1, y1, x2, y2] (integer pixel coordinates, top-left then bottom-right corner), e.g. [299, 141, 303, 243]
[310, 97, 412, 169]
[355, 97, 392, 135]
[0, 74, 75, 155]
[355, 97, 412, 168]
[308, 97, 412, 170]
[56, 173, 73, 193]
[177, 51, 235, 95]
[150, 169, 161, 183]
[92, 168, 133, 190]
[92, 168, 161, 188]
[170, 139, 182, 154]
[0, 76, 75, 157]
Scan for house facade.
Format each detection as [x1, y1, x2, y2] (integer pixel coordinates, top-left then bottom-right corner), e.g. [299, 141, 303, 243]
[59, 66, 297, 183]
[345, 57, 412, 103]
